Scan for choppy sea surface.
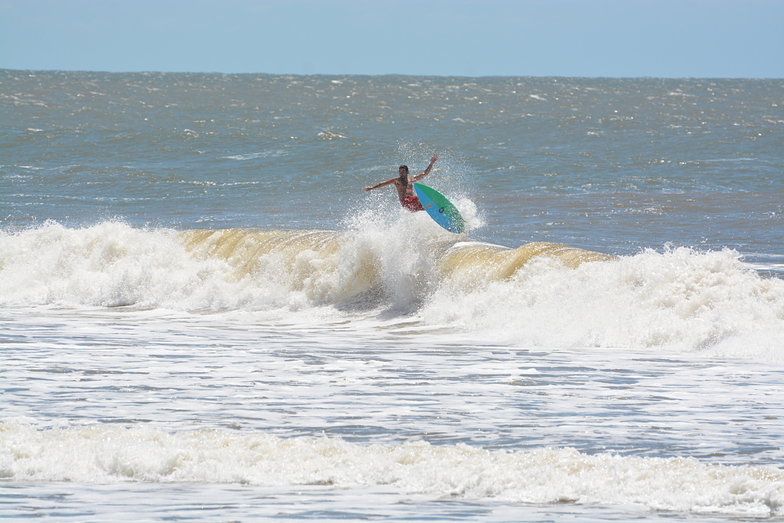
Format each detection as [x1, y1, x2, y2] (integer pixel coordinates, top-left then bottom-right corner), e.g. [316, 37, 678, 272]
[1, 70, 783, 521]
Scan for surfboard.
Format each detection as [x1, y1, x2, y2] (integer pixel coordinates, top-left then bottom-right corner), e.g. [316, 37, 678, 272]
[413, 183, 466, 233]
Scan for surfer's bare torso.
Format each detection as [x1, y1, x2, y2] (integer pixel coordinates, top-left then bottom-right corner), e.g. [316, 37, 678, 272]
[364, 155, 438, 210]
[392, 172, 417, 202]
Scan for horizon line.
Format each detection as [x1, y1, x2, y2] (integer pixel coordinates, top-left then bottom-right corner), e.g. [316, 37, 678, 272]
[2, 68, 782, 81]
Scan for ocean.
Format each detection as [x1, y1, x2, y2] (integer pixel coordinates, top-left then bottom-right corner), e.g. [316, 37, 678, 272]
[1, 70, 783, 521]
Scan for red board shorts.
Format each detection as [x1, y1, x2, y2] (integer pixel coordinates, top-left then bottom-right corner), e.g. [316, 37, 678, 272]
[402, 196, 425, 212]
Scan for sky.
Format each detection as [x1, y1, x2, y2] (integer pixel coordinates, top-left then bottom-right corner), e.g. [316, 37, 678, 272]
[1, 0, 783, 78]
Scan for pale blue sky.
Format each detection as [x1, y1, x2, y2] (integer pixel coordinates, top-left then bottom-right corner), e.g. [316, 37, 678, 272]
[1, 0, 782, 78]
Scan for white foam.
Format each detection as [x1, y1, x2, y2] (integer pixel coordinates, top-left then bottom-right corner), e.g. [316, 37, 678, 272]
[422, 246, 784, 361]
[1, 423, 781, 516]
[0, 221, 241, 310]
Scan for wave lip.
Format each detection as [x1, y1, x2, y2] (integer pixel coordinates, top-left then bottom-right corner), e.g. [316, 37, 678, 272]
[1, 423, 782, 517]
[440, 240, 614, 281]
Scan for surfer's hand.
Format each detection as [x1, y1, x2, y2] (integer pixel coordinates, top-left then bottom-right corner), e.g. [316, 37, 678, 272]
[364, 186, 371, 191]
[431, 154, 438, 163]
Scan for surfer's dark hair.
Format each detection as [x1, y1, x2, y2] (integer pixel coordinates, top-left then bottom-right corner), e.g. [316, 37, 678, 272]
[399, 165, 409, 174]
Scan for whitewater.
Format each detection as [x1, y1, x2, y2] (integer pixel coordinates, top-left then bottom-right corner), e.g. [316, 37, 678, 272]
[2, 70, 783, 521]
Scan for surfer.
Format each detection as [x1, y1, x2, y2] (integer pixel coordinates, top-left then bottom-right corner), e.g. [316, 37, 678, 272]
[364, 154, 438, 212]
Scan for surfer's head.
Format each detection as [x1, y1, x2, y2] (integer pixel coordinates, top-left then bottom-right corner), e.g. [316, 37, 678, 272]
[398, 165, 409, 177]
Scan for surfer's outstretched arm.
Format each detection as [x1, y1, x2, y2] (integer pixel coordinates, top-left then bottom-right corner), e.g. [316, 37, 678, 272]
[410, 154, 438, 183]
[364, 178, 396, 191]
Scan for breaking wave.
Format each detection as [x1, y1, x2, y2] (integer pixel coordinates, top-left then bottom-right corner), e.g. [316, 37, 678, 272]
[1, 220, 783, 359]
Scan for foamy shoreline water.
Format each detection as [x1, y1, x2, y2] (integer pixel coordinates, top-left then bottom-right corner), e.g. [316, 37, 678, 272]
[3, 423, 782, 516]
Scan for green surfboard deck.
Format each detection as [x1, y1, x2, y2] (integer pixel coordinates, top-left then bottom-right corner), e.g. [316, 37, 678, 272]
[413, 183, 465, 233]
